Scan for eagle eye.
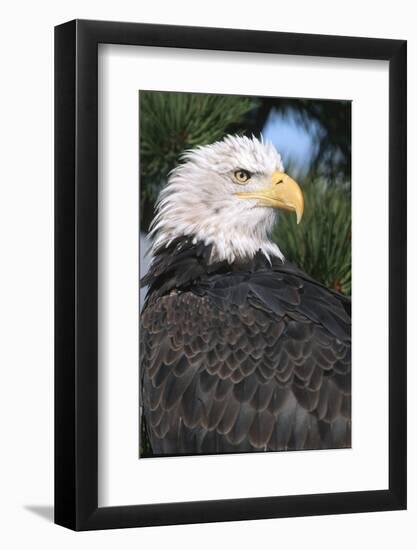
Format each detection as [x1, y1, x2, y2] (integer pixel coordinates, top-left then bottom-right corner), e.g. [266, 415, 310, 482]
[234, 169, 251, 184]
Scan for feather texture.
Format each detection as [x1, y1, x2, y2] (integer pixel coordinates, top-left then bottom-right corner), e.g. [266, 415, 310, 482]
[140, 238, 351, 455]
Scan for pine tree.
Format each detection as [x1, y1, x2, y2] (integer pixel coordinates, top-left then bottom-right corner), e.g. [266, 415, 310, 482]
[274, 179, 351, 295]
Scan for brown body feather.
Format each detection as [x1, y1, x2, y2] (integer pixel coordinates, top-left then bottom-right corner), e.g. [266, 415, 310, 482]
[140, 238, 351, 456]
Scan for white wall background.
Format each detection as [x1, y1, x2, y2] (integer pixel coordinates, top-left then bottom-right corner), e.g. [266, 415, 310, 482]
[0, 0, 415, 547]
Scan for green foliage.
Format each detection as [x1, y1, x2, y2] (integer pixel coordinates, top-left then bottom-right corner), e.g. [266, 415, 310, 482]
[140, 91, 255, 213]
[273, 179, 351, 295]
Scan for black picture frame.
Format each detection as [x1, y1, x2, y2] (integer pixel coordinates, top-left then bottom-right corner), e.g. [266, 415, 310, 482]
[55, 19, 407, 531]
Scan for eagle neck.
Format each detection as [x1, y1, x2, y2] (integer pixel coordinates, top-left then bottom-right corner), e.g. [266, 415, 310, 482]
[141, 236, 281, 304]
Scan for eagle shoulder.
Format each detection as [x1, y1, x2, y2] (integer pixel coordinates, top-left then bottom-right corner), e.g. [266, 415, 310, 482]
[140, 264, 351, 455]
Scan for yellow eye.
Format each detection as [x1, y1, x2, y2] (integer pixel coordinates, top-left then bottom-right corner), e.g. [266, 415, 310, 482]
[234, 169, 251, 184]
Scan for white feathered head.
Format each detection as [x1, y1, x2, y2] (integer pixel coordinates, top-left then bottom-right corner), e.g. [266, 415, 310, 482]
[149, 135, 304, 263]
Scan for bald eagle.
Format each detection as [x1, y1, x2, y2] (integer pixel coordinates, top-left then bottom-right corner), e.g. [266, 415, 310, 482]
[140, 135, 351, 456]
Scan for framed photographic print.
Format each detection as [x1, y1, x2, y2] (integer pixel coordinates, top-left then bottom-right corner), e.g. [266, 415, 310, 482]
[55, 19, 407, 530]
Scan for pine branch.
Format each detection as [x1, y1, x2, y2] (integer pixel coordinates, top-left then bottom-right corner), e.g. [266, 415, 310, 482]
[273, 178, 351, 295]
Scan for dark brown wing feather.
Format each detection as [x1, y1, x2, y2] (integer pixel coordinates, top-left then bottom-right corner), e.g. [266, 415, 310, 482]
[141, 268, 351, 456]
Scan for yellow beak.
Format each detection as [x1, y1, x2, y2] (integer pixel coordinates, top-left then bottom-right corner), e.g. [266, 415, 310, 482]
[235, 171, 304, 224]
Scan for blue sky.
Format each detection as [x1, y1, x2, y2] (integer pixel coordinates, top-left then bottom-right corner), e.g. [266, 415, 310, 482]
[262, 110, 317, 177]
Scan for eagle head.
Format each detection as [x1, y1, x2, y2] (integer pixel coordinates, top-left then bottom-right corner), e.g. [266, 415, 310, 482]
[149, 135, 304, 264]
